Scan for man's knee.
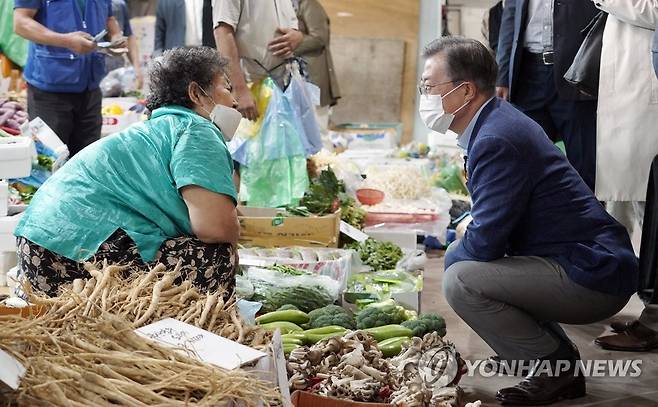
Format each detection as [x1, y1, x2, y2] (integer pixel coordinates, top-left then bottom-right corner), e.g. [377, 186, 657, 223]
[443, 261, 477, 307]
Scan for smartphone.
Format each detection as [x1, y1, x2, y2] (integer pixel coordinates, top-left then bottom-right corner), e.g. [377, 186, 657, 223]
[93, 29, 108, 43]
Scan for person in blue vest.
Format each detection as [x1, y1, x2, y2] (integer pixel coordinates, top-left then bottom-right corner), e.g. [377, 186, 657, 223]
[418, 36, 638, 405]
[14, 0, 122, 156]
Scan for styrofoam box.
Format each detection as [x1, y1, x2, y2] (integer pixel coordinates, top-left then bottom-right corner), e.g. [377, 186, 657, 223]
[101, 97, 142, 137]
[0, 213, 22, 252]
[0, 137, 34, 179]
[0, 252, 18, 287]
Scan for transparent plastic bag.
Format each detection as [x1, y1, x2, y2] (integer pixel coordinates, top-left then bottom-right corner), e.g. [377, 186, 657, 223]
[238, 247, 357, 290]
[363, 188, 453, 241]
[396, 250, 428, 272]
[100, 66, 136, 97]
[344, 269, 423, 303]
[244, 266, 341, 313]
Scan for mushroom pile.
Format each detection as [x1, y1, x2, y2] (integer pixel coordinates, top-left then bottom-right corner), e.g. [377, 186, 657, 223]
[388, 332, 464, 406]
[286, 330, 468, 406]
[287, 331, 397, 402]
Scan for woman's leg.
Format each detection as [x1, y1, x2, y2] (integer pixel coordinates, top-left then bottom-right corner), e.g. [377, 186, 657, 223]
[17, 230, 145, 297]
[16, 237, 86, 297]
[153, 237, 236, 293]
[93, 229, 145, 267]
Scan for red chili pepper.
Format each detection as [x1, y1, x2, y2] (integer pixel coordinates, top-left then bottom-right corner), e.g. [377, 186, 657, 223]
[1, 126, 21, 135]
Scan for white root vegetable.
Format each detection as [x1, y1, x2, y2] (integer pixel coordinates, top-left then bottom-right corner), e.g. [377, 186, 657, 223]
[198, 292, 219, 328]
[0, 311, 280, 406]
[128, 263, 165, 302]
[133, 271, 177, 327]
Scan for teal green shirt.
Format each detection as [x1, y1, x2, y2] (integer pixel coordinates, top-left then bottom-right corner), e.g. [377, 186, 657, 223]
[15, 106, 237, 262]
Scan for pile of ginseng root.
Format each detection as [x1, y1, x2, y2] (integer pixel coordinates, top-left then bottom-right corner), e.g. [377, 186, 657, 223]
[0, 261, 280, 406]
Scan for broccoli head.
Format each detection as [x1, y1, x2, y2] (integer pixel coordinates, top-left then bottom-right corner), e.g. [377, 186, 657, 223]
[402, 314, 446, 337]
[308, 305, 356, 329]
[401, 319, 430, 337]
[362, 300, 407, 325]
[356, 307, 394, 329]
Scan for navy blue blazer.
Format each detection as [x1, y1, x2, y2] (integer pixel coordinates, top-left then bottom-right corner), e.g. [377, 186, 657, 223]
[495, 0, 598, 101]
[445, 98, 639, 297]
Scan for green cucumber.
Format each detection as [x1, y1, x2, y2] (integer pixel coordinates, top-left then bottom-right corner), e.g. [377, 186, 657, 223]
[364, 324, 413, 341]
[283, 343, 300, 355]
[281, 332, 306, 341]
[378, 336, 411, 357]
[303, 329, 347, 345]
[303, 326, 348, 335]
[255, 310, 309, 325]
[282, 337, 303, 346]
[258, 321, 303, 334]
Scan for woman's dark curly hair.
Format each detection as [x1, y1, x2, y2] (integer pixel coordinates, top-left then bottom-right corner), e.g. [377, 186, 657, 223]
[146, 46, 229, 111]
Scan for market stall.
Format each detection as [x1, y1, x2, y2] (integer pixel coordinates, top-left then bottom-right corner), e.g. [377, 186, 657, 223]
[0, 30, 479, 403]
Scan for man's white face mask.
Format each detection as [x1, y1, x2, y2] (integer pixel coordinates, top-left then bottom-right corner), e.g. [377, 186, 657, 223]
[418, 82, 469, 134]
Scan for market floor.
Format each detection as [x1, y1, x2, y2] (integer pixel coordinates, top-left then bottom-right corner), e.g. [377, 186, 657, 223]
[423, 253, 658, 407]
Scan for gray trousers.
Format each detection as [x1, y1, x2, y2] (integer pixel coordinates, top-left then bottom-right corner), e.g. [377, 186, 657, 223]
[443, 256, 630, 361]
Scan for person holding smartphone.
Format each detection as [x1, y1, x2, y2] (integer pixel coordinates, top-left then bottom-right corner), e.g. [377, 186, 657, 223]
[14, 0, 122, 156]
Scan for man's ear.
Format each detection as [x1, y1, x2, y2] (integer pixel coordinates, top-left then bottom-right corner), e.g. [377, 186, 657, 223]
[465, 81, 478, 102]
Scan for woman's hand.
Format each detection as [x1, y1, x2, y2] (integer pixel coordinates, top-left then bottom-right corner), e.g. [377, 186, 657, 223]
[181, 185, 239, 245]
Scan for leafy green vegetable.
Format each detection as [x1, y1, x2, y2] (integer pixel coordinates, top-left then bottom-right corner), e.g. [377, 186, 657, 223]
[277, 304, 300, 311]
[10, 183, 38, 204]
[251, 283, 334, 313]
[37, 154, 54, 172]
[347, 238, 403, 271]
[301, 168, 344, 215]
[269, 264, 307, 276]
[307, 304, 356, 329]
[340, 197, 366, 229]
[284, 206, 314, 217]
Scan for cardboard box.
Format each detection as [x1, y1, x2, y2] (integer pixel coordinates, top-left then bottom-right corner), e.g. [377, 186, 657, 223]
[291, 391, 391, 407]
[238, 207, 340, 248]
[0, 304, 47, 318]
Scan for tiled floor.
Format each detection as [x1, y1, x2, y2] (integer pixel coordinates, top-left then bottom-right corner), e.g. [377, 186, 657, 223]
[422, 254, 658, 407]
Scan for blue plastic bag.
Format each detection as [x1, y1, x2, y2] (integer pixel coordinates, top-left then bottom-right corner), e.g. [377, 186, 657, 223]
[284, 69, 322, 156]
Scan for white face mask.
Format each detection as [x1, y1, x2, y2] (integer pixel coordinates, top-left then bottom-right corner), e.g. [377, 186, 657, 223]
[209, 104, 242, 141]
[418, 82, 469, 134]
[199, 86, 242, 141]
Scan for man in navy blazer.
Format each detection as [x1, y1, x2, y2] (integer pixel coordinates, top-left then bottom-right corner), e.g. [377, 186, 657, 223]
[496, 0, 598, 192]
[419, 37, 638, 405]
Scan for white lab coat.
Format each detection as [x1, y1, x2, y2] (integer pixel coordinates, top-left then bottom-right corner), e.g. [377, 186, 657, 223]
[594, 0, 658, 201]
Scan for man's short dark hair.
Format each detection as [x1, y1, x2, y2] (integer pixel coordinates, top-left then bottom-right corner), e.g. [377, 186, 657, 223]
[423, 36, 498, 96]
[146, 46, 229, 111]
